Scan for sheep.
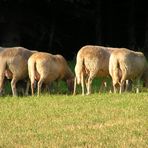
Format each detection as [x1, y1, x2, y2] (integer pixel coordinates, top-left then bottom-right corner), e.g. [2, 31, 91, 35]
[0, 47, 36, 96]
[109, 48, 148, 93]
[73, 45, 113, 95]
[73, 45, 133, 95]
[0, 47, 29, 96]
[28, 52, 74, 96]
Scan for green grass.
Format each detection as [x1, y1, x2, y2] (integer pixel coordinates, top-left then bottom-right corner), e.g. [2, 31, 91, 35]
[0, 93, 147, 147]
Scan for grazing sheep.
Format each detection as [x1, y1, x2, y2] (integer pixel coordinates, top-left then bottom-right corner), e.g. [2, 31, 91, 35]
[0, 47, 30, 96]
[74, 45, 118, 95]
[73, 45, 133, 95]
[28, 52, 74, 96]
[109, 48, 148, 93]
[0, 47, 36, 96]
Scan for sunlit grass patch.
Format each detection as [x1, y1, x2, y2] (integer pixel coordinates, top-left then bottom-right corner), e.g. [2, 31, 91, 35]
[0, 93, 147, 147]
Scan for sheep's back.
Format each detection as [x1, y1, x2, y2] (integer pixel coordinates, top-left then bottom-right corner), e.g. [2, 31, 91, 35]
[111, 49, 146, 80]
[78, 45, 110, 77]
[0, 47, 33, 79]
[30, 52, 64, 82]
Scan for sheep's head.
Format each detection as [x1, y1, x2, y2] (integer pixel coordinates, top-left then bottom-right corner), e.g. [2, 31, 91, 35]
[66, 78, 74, 93]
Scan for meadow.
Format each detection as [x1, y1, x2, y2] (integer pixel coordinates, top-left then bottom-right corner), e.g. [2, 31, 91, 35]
[0, 77, 148, 148]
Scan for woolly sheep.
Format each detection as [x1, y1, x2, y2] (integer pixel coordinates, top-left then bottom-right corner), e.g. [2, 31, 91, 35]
[109, 48, 148, 93]
[0, 47, 36, 96]
[28, 52, 74, 96]
[73, 45, 114, 95]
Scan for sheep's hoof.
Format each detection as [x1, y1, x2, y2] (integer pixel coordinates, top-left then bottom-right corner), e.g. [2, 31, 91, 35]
[73, 93, 76, 96]
[136, 88, 139, 93]
[86, 92, 90, 95]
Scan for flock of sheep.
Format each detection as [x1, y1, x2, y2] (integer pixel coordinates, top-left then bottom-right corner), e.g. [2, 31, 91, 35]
[0, 45, 148, 97]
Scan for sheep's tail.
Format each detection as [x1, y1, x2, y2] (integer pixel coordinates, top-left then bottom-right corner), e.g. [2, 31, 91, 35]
[28, 59, 35, 82]
[75, 55, 84, 85]
[73, 55, 84, 95]
[28, 58, 36, 95]
[109, 56, 121, 84]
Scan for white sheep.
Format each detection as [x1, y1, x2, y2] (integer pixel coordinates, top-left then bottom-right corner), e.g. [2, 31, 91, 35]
[109, 48, 148, 93]
[28, 52, 74, 96]
[73, 45, 116, 95]
[0, 47, 36, 96]
[73, 45, 134, 95]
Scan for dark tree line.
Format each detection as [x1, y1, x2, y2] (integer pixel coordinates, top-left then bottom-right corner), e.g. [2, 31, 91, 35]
[0, 0, 147, 59]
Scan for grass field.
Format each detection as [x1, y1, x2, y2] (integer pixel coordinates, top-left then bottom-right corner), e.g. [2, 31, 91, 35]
[0, 91, 148, 147]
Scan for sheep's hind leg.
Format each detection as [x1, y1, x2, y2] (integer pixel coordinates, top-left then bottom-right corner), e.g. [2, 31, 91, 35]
[11, 77, 18, 96]
[81, 72, 85, 95]
[112, 80, 118, 93]
[0, 63, 6, 96]
[86, 74, 95, 95]
[37, 78, 44, 96]
[119, 80, 125, 94]
[31, 80, 35, 96]
[0, 75, 5, 96]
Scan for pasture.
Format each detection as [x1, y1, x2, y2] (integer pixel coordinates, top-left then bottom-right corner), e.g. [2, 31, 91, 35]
[0, 81, 148, 147]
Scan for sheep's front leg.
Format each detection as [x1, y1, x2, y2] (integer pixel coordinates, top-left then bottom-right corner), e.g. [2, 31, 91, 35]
[125, 80, 132, 92]
[73, 77, 77, 95]
[136, 79, 141, 93]
[25, 80, 30, 96]
[99, 79, 107, 93]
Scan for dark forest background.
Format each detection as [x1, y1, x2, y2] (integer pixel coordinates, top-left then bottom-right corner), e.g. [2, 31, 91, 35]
[0, 0, 148, 60]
